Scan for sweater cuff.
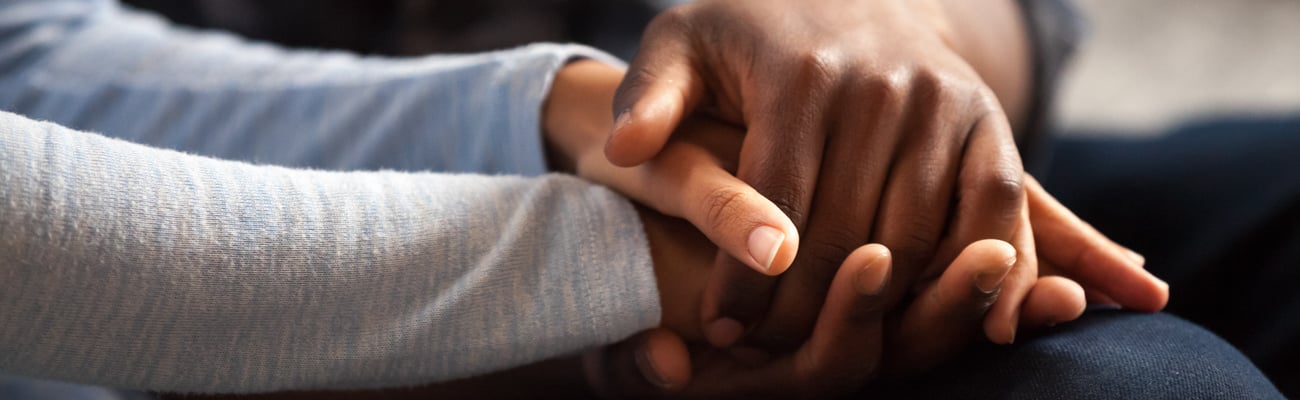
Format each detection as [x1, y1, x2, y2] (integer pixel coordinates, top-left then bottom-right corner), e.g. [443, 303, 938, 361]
[554, 173, 662, 344]
[503, 43, 626, 176]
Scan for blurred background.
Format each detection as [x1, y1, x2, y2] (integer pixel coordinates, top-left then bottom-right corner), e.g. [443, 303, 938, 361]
[123, 0, 1300, 137]
[5, 1, 1298, 398]
[1058, 0, 1300, 136]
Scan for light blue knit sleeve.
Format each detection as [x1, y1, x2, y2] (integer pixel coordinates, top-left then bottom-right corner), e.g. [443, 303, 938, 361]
[0, 0, 624, 175]
[0, 111, 661, 393]
[0, 0, 663, 393]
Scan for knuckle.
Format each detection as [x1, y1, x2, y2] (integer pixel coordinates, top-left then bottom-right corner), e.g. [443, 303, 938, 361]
[791, 47, 845, 89]
[861, 70, 910, 106]
[700, 186, 751, 235]
[982, 170, 1024, 206]
[976, 170, 1026, 209]
[913, 67, 982, 105]
[911, 67, 944, 100]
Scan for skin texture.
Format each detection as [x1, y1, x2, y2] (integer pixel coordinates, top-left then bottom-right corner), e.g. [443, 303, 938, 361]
[172, 5, 1167, 394]
[600, 0, 1041, 352]
[587, 210, 1024, 398]
[171, 54, 1170, 400]
[544, 59, 1167, 396]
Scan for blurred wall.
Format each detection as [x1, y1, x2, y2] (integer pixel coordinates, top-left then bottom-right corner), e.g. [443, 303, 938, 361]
[1056, 0, 1300, 135]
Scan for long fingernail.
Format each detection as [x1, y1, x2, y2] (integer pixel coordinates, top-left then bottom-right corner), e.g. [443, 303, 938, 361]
[854, 253, 890, 295]
[747, 226, 785, 273]
[975, 256, 1016, 294]
[635, 342, 673, 389]
[705, 318, 745, 348]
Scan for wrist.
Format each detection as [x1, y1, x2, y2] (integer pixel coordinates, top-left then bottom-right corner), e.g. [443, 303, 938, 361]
[934, 0, 1032, 130]
[542, 59, 626, 173]
[635, 204, 709, 342]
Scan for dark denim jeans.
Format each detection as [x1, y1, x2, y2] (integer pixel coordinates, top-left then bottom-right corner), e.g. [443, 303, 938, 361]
[872, 310, 1284, 399]
[1045, 115, 1300, 395]
[864, 116, 1299, 399]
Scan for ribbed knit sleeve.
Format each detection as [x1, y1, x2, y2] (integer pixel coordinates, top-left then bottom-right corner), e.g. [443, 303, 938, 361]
[0, 0, 623, 175]
[0, 111, 660, 392]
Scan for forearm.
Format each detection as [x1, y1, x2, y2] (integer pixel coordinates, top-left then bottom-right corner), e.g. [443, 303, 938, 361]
[0, 112, 659, 393]
[936, 0, 1033, 132]
[0, 0, 621, 175]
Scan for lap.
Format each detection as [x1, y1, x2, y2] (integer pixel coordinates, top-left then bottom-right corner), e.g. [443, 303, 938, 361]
[1044, 115, 1300, 393]
[868, 310, 1284, 399]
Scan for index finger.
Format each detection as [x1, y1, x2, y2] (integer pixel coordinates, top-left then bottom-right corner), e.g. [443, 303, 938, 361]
[687, 244, 893, 399]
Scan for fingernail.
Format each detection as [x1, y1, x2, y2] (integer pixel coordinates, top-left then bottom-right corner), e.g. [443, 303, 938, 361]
[635, 342, 673, 389]
[1123, 247, 1146, 266]
[612, 108, 632, 135]
[975, 256, 1016, 294]
[854, 253, 890, 295]
[747, 226, 785, 273]
[705, 318, 745, 348]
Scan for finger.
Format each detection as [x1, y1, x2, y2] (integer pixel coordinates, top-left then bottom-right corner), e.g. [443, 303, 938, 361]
[1042, 258, 1121, 306]
[889, 239, 1017, 375]
[1085, 289, 1120, 306]
[585, 118, 801, 277]
[583, 328, 692, 398]
[982, 200, 1038, 345]
[1025, 175, 1170, 312]
[748, 74, 907, 350]
[692, 244, 892, 398]
[1017, 276, 1087, 329]
[871, 72, 968, 300]
[924, 109, 1025, 285]
[653, 137, 801, 276]
[605, 7, 707, 167]
[700, 70, 838, 347]
[787, 244, 892, 397]
[799, 244, 891, 377]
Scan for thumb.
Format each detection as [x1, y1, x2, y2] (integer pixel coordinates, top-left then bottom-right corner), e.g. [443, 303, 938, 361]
[583, 328, 691, 398]
[605, 22, 706, 167]
[588, 117, 799, 276]
[888, 239, 1018, 375]
[650, 129, 801, 276]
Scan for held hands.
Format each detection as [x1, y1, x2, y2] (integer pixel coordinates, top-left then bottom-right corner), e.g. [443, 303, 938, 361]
[591, 206, 1025, 398]
[604, 0, 1043, 350]
[545, 55, 1166, 395]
